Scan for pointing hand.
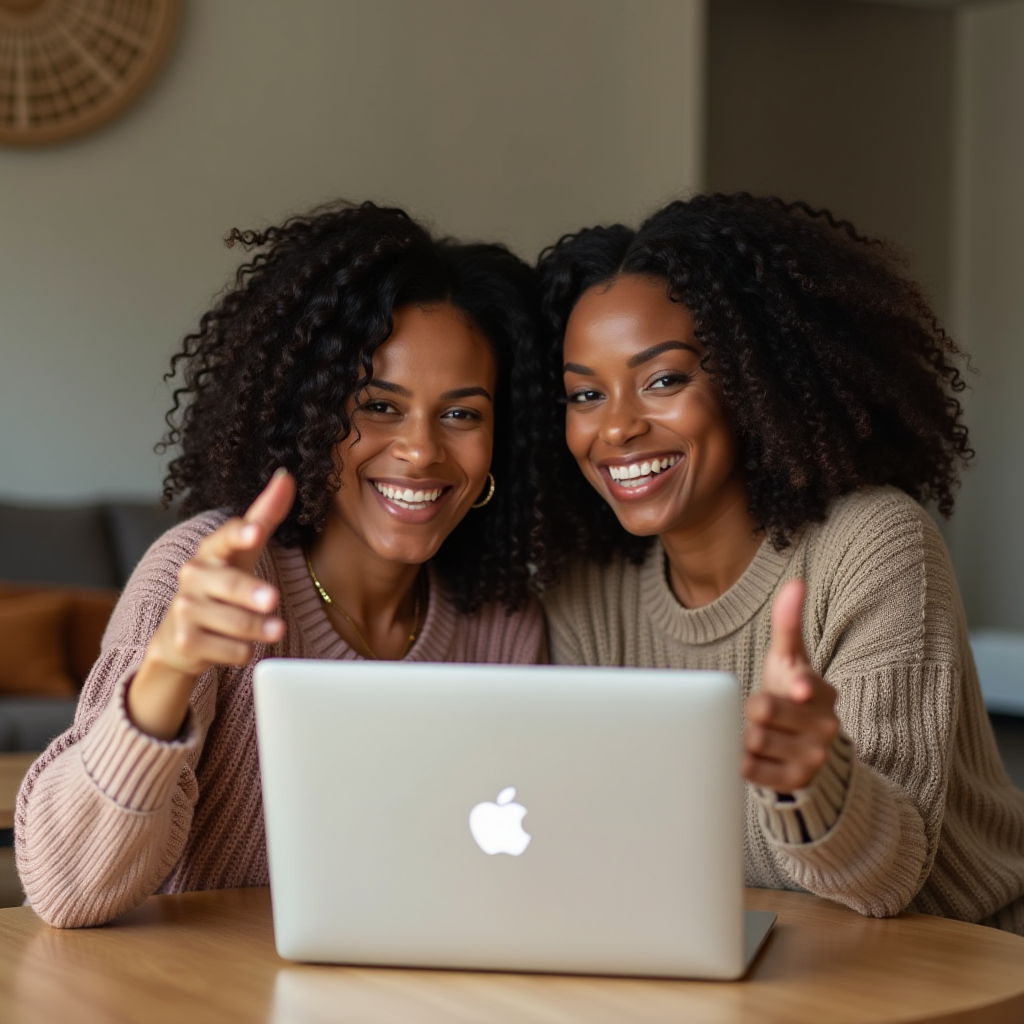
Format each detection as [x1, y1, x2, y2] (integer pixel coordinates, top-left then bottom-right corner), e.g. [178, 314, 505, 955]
[128, 470, 297, 739]
[742, 579, 840, 793]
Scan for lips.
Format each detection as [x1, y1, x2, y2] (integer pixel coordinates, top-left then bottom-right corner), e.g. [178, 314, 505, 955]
[368, 477, 454, 523]
[373, 482, 444, 509]
[599, 453, 684, 501]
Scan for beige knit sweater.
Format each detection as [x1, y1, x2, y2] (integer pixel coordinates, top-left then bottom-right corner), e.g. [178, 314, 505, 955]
[15, 512, 546, 929]
[544, 487, 1024, 933]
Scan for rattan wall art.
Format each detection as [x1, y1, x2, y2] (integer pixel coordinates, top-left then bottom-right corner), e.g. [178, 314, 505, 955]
[0, 0, 177, 146]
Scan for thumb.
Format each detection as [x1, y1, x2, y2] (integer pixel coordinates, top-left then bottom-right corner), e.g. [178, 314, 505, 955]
[769, 578, 810, 668]
[232, 469, 297, 573]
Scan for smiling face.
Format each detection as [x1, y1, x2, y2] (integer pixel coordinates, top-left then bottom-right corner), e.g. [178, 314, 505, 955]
[330, 302, 497, 565]
[562, 274, 748, 540]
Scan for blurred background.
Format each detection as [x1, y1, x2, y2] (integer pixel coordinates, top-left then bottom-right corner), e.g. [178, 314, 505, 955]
[0, 0, 1021, 693]
[2, 0, 1021, 633]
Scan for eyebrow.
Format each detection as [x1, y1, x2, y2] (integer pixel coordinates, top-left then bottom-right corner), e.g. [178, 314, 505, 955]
[626, 340, 700, 368]
[368, 379, 412, 397]
[563, 362, 595, 375]
[368, 380, 493, 402]
[440, 386, 492, 402]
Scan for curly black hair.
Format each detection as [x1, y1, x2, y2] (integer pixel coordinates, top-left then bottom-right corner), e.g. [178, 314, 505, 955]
[536, 192, 973, 562]
[158, 200, 554, 613]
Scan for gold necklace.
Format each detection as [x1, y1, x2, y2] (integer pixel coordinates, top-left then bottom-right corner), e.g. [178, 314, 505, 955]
[304, 554, 422, 660]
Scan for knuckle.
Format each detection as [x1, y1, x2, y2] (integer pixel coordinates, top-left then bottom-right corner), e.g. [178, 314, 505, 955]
[745, 724, 765, 752]
[232, 641, 255, 665]
[173, 625, 193, 652]
[746, 695, 770, 722]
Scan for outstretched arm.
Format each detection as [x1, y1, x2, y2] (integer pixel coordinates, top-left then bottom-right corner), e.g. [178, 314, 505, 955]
[16, 473, 295, 928]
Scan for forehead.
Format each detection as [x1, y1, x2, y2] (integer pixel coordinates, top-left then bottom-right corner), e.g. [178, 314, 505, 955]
[565, 275, 696, 354]
[372, 303, 496, 383]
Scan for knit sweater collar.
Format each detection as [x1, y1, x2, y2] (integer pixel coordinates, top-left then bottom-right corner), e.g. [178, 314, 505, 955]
[271, 544, 458, 662]
[641, 533, 800, 644]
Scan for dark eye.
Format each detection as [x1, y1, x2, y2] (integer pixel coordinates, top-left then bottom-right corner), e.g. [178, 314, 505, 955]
[649, 372, 690, 390]
[442, 408, 480, 421]
[561, 388, 602, 405]
[361, 400, 395, 414]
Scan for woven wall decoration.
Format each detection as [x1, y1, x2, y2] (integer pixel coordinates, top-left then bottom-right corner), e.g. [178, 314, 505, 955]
[0, 0, 177, 146]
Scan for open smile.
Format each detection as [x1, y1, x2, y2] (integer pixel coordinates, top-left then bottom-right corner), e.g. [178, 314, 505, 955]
[600, 454, 683, 501]
[369, 478, 453, 523]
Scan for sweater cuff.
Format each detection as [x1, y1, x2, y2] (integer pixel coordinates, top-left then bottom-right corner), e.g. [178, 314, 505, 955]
[754, 730, 855, 844]
[79, 670, 199, 813]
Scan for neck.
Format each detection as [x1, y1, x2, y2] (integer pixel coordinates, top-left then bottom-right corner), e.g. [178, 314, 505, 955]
[658, 482, 763, 609]
[306, 516, 422, 658]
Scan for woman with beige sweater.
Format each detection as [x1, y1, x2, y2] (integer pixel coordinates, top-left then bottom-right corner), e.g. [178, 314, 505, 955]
[537, 193, 1024, 933]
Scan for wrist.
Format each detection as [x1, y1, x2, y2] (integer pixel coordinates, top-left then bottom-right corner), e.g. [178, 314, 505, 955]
[128, 653, 197, 740]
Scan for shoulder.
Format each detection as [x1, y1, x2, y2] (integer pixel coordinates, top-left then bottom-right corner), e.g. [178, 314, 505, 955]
[802, 487, 960, 670]
[434, 588, 548, 665]
[804, 486, 941, 584]
[542, 552, 645, 626]
[96, 510, 230, 651]
[542, 550, 653, 666]
[119, 510, 231, 605]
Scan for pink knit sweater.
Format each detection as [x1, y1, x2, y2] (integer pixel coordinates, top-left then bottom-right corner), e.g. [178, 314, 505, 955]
[15, 512, 546, 928]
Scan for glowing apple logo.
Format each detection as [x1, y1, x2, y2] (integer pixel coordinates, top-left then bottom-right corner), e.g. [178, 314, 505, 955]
[468, 786, 531, 856]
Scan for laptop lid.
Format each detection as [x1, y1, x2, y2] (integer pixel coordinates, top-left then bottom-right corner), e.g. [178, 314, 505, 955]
[254, 660, 767, 980]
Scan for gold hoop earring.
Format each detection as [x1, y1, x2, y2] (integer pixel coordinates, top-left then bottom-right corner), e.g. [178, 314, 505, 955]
[471, 472, 496, 509]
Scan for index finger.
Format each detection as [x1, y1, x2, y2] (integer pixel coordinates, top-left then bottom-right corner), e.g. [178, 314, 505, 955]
[200, 469, 297, 571]
[769, 578, 810, 667]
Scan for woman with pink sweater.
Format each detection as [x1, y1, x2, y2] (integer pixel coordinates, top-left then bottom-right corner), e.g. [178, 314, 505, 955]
[15, 202, 554, 927]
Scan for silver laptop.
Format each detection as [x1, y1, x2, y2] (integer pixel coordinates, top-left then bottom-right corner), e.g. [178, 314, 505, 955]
[253, 661, 775, 980]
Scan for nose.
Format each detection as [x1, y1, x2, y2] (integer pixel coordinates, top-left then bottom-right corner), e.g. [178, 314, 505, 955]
[599, 392, 649, 447]
[390, 413, 445, 469]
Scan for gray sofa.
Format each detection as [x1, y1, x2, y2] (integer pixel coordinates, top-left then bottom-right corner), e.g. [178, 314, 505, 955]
[0, 499, 178, 752]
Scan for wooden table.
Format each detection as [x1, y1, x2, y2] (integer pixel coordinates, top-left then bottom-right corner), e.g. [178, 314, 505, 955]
[0, 753, 35, 830]
[1, 887, 1022, 1023]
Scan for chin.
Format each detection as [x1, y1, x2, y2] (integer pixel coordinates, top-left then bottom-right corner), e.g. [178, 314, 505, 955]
[369, 534, 445, 566]
[612, 514, 667, 539]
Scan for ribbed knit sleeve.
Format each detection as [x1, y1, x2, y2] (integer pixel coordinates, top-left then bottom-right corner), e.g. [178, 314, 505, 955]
[545, 487, 1024, 932]
[17, 522, 551, 929]
[750, 495, 966, 916]
[14, 515, 223, 928]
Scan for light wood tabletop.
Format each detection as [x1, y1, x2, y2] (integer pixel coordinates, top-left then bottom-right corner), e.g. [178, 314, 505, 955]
[0, 886, 1022, 1023]
[0, 753, 36, 830]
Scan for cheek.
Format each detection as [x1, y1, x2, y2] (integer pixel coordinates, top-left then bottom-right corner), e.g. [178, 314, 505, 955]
[452, 425, 494, 478]
[689, 400, 739, 476]
[564, 413, 593, 465]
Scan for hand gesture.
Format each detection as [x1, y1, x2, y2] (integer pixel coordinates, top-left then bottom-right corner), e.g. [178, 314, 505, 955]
[128, 470, 297, 739]
[742, 578, 840, 793]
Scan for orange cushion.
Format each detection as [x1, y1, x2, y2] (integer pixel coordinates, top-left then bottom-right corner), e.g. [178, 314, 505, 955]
[0, 583, 118, 685]
[0, 592, 78, 696]
[65, 590, 119, 683]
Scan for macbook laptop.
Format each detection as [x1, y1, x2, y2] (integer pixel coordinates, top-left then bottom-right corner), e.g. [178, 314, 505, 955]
[253, 660, 775, 980]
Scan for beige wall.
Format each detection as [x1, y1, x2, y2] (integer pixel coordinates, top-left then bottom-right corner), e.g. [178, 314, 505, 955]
[948, 1, 1024, 631]
[705, 0, 1024, 630]
[706, 0, 956, 317]
[0, 0, 705, 501]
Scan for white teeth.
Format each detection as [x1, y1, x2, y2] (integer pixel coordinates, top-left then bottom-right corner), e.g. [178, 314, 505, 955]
[608, 456, 681, 484]
[374, 483, 443, 508]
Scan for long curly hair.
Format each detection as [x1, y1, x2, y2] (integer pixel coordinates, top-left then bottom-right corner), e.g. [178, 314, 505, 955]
[159, 200, 554, 612]
[536, 192, 973, 562]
